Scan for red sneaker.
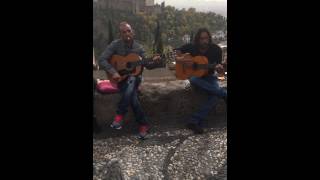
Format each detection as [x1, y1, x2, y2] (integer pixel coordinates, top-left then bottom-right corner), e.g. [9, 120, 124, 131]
[137, 124, 150, 140]
[110, 114, 124, 130]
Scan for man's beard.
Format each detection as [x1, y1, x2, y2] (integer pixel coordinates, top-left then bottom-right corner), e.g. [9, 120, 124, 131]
[199, 43, 209, 49]
[124, 36, 132, 43]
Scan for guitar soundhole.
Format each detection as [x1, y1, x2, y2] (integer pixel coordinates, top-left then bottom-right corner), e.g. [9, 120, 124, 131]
[126, 62, 133, 69]
[193, 63, 198, 70]
[126, 62, 136, 72]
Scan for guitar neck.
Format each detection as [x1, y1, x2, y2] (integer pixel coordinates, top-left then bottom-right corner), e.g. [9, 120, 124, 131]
[183, 63, 216, 70]
[130, 55, 166, 67]
[196, 63, 216, 69]
[131, 58, 153, 67]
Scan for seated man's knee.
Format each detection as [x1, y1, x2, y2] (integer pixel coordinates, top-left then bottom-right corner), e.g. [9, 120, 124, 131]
[189, 76, 197, 84]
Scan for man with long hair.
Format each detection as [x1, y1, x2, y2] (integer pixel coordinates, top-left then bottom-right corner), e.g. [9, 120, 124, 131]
[176, 28, 227, 134]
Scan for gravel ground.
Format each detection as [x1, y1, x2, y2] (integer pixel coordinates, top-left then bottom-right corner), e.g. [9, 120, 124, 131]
[93, 127, 227, 180]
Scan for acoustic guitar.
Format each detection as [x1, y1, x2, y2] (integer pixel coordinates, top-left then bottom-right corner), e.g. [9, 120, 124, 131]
[175, 53, 224, 80]
[107, 53, 173, 83]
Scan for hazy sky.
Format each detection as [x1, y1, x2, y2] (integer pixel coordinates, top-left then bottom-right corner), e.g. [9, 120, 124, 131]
[154, 0, 227, 16]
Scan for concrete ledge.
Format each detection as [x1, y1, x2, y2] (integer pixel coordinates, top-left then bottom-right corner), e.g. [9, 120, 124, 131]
[94, 79, 227, 128]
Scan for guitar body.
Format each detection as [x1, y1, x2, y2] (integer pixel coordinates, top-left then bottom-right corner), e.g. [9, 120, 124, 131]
[107, 53, 143, 83]
[175, 54, 209, 80]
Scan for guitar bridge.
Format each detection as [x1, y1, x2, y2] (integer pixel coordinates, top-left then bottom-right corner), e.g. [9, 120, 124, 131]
[118, 69, 131, 76]
[126, 62, 133, 69]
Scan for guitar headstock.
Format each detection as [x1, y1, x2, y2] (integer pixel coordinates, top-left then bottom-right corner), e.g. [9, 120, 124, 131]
[144, 47, 178, 69]
[166, 50, 177, 63]
[160, 47, 177, 70]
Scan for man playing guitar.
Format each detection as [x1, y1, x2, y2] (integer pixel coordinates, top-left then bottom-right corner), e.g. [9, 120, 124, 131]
[98, 21, 160, 139]
[175, 28, 227, 134]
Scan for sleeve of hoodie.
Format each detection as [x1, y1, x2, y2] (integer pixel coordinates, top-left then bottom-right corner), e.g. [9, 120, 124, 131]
[98, 41, 118, 75]
[216, 46, 223, 64]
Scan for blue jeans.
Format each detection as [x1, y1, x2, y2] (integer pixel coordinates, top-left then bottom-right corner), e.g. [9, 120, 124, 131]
[116, 75, 148, 125]
[189, 75, 227, 126]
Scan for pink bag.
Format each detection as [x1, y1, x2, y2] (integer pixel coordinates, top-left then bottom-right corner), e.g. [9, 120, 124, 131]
[96, 79, 119, 94]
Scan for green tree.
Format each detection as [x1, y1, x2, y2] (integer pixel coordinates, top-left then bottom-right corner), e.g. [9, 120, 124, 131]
[93, 3, 227, 55]
[190, 31, 194, 44]
[107, 20, 114, 44]
[153, 21, 163, 54]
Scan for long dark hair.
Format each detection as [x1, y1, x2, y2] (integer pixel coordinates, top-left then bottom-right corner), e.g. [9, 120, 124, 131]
[193, 28, 213, 45]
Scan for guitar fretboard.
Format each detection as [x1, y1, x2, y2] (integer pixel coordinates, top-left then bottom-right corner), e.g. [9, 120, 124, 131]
[182, 63, 216, 70]
[130, 58, 154, 67]
[129, 54, 168, 68]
